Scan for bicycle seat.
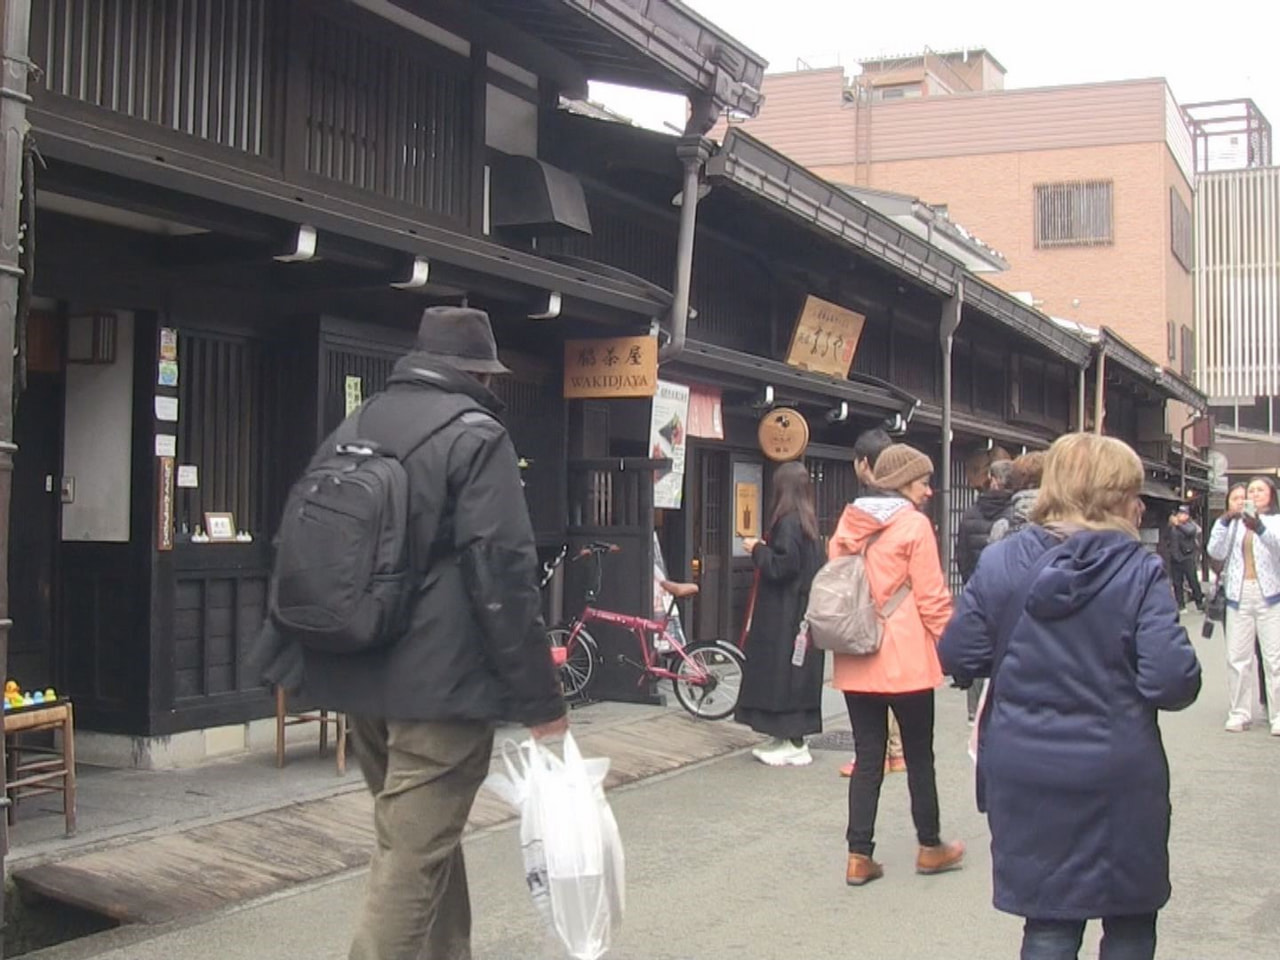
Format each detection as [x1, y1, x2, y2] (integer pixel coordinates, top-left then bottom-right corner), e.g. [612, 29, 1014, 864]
[660, 579, 699, 599]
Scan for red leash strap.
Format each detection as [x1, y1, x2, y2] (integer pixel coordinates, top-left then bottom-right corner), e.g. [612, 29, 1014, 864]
[738, 568, 759, 651]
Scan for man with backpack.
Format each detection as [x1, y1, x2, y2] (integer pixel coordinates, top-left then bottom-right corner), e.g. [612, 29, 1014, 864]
[260, 306, 566, 960]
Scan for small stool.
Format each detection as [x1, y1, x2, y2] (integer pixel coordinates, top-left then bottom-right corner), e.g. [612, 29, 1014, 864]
[5, 700, 76, 836]
[274, 688, 346, 775]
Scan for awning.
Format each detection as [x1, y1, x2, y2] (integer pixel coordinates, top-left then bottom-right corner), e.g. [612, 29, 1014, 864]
[1141, 479, 1182, 502]
[471, 0, 766, 115]
[669, 339, 919, 418]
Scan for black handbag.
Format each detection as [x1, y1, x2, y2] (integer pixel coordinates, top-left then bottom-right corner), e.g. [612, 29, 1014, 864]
[1202, 520, 1238, 636]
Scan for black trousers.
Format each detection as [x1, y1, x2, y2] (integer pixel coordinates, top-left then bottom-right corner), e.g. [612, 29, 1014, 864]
[1170, 557, 1204, 608]
[845, 690, 941, 856]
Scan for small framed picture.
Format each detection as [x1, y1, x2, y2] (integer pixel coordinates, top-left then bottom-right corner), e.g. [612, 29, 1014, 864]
[204, 512, 237, 542]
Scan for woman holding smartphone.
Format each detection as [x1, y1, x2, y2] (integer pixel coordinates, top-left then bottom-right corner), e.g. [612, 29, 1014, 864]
[1207, 477, 1280, 734]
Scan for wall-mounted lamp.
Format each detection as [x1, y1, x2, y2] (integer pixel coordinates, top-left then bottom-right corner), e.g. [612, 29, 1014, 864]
[390, 256, 431, 290]
[753, 385, 776, 410]
[528, 291, 562, 321]
[67, 312, 117, 365]
[985, 437, 995, 451]
[826, 400, 849, 424]
[274, 224, 317, 263]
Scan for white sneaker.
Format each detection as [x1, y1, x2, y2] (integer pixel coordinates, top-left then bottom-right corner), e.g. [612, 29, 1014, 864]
[1271, 725, 1280, 738]
[1225, 719, 1250, 733]
[759, 741, 813, 767]
[751, 738, 785, 760]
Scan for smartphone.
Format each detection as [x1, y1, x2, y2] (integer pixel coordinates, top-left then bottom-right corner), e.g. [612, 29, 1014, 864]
[1245, 500, 1258, 519]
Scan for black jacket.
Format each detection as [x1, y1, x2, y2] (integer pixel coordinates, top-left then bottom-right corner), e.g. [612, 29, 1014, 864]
[735, 513, 824, 737]
[1165, 520, 1201, 563]
[260, 355, 564, 726]
[956, 489, 1012, 583]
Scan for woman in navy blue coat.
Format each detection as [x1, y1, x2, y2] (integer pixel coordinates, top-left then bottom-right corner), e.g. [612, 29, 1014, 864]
[940, 434, 1201, 960]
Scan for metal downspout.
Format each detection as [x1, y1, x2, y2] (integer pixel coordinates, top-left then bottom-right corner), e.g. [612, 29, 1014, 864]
[658, 135, 713, 364]
[1077, 364, 1088, 432]
[939, 292, 962, 580]
[0, 0, 32, 947]
[1094, 348, 1107, 435]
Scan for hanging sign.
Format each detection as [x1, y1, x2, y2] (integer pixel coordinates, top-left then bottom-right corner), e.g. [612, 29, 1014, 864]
[563, 335, 658, 399]
[156, 457, 175, 552]
[758, 407, 810, 462]
[784, 295, 866, 379]
[649, 380, 690, 509]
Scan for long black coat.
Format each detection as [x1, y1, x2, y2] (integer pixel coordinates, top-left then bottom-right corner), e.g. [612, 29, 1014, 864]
[940, 527, 1201, 920]
[736, 513, 824, 736]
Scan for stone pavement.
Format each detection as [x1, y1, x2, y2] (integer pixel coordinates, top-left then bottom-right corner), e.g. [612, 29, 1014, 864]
[20, 610, 1280, 960]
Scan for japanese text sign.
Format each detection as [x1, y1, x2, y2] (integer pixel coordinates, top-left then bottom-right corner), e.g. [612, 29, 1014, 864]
[784, 295, 866, 378]
[563, 336, 658, 399]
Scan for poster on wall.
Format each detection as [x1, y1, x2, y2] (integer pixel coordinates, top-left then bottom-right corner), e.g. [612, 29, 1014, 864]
[735, 482, 761, 539]
[344, 376, 363, 416]
[649, 380, 690, 509]
[732, 462, 765, 558]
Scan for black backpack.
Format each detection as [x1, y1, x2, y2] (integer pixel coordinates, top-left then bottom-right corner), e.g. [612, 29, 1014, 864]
[269, 396, 476, 655]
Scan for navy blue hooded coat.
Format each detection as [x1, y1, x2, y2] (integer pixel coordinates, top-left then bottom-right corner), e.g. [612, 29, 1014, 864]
[940, 526, 1201, 921]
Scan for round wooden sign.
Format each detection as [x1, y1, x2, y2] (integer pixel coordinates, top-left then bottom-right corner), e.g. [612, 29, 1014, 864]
[758, 407, 810, 462]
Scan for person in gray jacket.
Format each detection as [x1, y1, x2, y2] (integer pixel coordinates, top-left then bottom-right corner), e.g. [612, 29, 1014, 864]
[988, 452, 1046, 544]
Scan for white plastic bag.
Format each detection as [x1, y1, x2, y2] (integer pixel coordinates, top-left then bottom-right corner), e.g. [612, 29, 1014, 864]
[484, 731, 625, 960]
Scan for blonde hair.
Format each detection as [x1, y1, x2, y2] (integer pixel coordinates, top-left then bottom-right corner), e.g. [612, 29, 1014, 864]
[1029, 433, 1143, 536]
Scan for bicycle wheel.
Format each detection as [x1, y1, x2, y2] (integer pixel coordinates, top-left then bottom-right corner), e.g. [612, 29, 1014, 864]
[671, 641, 745, 721]
[547, 625, 598, 701]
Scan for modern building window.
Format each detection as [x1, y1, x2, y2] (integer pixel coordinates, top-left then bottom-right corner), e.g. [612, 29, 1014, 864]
[1180, 325, 1195, 379]
[1170, 187, 1193, 271]
[1033, 180, 1113, 248]
[876, 84, 922, 101]
[1167, 321, 1178, 362]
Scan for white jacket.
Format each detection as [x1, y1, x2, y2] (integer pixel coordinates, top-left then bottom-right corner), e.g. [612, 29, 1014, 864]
[1207, 514, 1280, 605]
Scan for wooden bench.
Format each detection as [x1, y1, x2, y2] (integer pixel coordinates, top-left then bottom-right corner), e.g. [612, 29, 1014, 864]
[274, 688, 346, 775]
[5, 700, 76, 836]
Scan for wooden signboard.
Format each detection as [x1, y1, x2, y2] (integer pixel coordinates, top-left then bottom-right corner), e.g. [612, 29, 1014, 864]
[156, 457, 175, 551]
[758, 407, 810, 462]
[784, 295, 866, 379]
[563, 336, 658, 399]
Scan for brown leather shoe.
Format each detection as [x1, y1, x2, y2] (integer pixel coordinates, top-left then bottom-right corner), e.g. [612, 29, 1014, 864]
[916, 840, 966, 875]
[846, 853, 884, 886]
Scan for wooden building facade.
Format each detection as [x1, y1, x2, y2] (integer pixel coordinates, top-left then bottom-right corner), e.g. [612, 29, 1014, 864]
[6, 1, 1205, 760]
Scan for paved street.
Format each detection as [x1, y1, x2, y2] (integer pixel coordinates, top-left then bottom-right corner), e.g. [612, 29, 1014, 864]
[27, 613, 1280, 960]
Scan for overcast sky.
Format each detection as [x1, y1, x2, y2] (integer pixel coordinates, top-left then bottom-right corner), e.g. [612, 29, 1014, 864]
[593, 0, 1279, 137]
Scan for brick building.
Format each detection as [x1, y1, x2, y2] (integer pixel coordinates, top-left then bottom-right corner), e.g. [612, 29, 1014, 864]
[716, 53, 1198, 409]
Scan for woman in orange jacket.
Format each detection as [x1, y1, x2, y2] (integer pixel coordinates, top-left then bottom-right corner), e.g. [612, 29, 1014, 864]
[828, 443, 966, 886]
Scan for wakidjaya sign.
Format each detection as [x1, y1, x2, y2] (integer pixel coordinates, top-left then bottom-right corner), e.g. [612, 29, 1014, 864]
[563, 335, 658, 399]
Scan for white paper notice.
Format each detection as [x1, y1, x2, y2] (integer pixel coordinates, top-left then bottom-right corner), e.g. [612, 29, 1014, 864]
[648, 379, 690, 510]
[177, 465, 199, 488]
[155, 396, 179, 422]
[155, 434, 177, 457]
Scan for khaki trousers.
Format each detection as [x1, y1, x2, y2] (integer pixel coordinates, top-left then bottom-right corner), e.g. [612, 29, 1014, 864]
[348, 717, 495, 960]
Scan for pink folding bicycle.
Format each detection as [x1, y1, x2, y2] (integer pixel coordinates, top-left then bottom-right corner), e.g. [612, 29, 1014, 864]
[539, 541, 746, 720]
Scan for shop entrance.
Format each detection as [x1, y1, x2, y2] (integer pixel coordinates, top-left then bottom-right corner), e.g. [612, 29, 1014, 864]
[689, 447, 731, 644]
[7, 311, 65, 687]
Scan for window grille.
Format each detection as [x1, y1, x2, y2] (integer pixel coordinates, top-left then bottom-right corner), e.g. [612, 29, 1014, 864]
[1034, 180, 1113, 248]
[1170, 188, 1193, 271]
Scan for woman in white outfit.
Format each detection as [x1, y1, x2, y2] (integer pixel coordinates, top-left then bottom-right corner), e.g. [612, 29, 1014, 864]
[1207, 477, 1280, 734]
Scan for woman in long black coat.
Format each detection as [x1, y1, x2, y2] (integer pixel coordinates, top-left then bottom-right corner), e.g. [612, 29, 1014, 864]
[735, 461, 825, 767]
